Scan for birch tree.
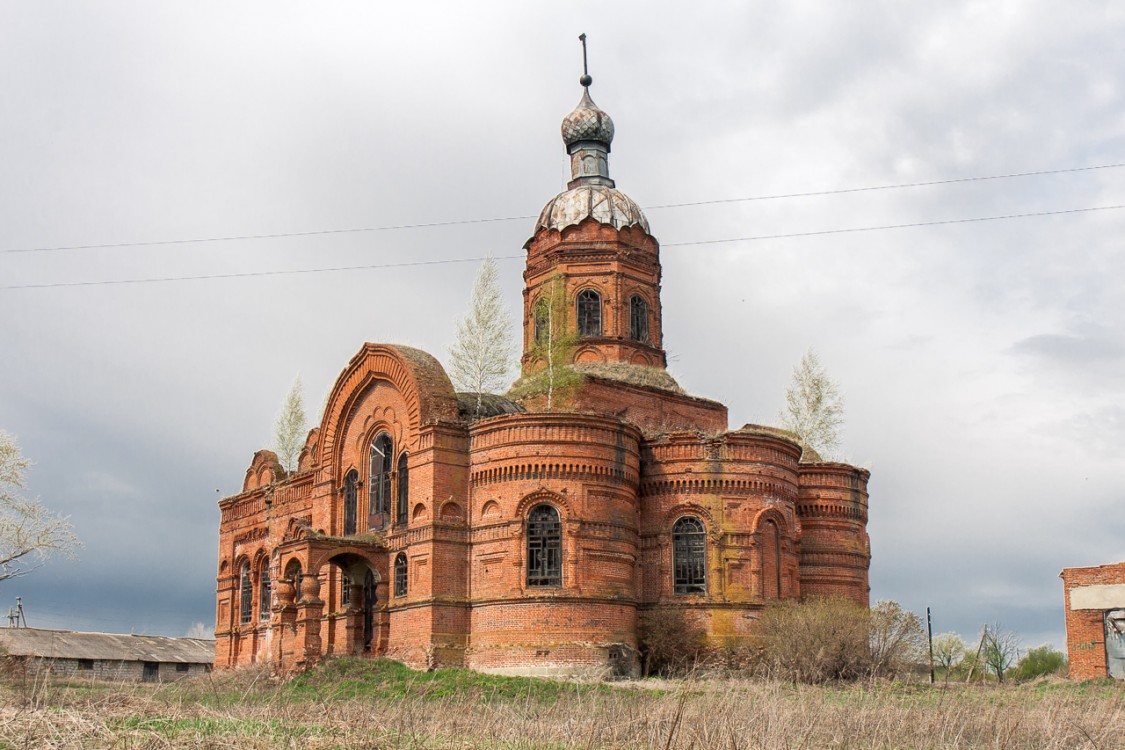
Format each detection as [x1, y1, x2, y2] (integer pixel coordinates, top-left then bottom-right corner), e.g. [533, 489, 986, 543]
[274, 376, 307, 473]
[448, 256, 515, 417]
[780, 348, 845, 460]
[528, 272, 580, 411]
[0, 430, 80, 582]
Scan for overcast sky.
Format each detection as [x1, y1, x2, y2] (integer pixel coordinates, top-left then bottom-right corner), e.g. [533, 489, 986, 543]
[1, 2, 1122, 651]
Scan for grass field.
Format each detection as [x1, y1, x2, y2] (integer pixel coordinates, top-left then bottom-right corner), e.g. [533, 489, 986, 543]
[1, 659, 1122, 749]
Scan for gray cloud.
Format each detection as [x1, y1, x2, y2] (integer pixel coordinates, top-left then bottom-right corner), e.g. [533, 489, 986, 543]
[1, 2, 1123, 652]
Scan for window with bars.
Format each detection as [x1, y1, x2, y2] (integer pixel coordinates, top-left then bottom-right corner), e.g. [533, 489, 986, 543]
[394, 553, 408, 598]
[526, 504, 562, 587]
[577, 289, 602, 338]
[369, 433, 393, 529]
[239, 561, 253, 624]
[396, 452, 409, 526]
[343, 470, 358, 535]
[673, 516, 707, 595]
[629, 295, 649, 342]
[258, 559, 271, 621]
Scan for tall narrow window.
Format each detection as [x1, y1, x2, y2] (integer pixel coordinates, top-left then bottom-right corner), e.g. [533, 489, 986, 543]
[396, 452, 409, 525]
[577, 289, 602, 338]
[343, 470, 358, 536]
[394, 553, 408, 598]
[673, 516, 707, 595]
[362, 570, 375, 650]
[258, 559, 271, 621]
[239, 561, 253, 624]
[369, 433, 393, 529]
[762, 519, 782, 599]
[629, 295, 649, 342]
[526, 504, 562, 587]
[341, 571, 351, 606]
[533, 300, 549, 344]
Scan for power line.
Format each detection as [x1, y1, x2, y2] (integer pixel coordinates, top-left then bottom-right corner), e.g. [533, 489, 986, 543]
[4, 202, 1123, 291]
[3, 255, 522, 290]
[661, 203, 1125, 247]
[3, 161, 1122, 256]
[646, 161, 1125, 210]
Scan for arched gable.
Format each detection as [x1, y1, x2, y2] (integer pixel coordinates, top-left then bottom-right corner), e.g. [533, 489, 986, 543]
[242, 450, 283, 492]
[317, 344, 459, 470]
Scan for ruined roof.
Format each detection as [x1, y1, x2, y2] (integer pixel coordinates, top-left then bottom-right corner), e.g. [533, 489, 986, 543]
[0, 628, 214, 664]
[572, 362, 685, 394]
[734, 423, 820, 461]
[456, 392, 526, 421]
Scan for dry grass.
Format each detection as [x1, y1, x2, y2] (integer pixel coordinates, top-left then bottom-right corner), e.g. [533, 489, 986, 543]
[0, 660, 1122, 749]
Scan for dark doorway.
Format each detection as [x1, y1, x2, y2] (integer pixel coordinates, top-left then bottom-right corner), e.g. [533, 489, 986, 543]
[142, 662, 159, 682]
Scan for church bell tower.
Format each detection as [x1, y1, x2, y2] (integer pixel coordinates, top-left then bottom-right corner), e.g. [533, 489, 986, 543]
[521, 39, 667, 375]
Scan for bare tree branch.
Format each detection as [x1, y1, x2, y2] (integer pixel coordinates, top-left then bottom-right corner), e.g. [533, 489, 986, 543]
[0, 430, 80, 583]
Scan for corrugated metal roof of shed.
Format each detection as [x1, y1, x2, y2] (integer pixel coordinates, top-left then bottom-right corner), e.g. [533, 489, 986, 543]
[0, 628, 214, 664]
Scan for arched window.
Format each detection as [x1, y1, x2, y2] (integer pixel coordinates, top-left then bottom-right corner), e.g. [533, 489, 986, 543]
[673, 516, 707, 595]
[369, 433, 393, 528]
[629, 295, 649, 342]
[762, 519, 782, 599]
[258, 559, 271, 621]
[527, 504, 562, 587]
[343, 470, 358, 536]
[239, 561, 253, 624]
[396, 452, 409, 526]
[576, 289, 601, 338]
[394, 553, 408, 598]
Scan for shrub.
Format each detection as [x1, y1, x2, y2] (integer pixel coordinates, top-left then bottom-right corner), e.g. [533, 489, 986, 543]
[750, 598, 924, 683]
[1013, 645, 1067, 682]
[637, 607, 708, 676]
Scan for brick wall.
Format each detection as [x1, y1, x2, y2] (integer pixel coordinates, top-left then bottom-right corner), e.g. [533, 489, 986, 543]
[1061, 561, 1125, 680]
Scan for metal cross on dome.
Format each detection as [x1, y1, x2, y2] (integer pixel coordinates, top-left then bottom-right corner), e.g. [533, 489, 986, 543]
[578, 33, 592, 88]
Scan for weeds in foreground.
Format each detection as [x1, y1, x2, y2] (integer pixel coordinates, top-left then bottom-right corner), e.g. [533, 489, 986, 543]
[0, 659, 1121, 749]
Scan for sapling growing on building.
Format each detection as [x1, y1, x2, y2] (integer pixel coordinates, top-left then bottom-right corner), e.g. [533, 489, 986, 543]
[448, 256, 515, 417]
[781, 348, 845, 460]
[274, 376, 307, 473]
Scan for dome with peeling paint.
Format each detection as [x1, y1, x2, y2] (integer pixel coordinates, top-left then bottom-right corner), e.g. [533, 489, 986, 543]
[535, 84, 648, 234]
[535, 184, 649, 233]
[561, 88, 615, 148]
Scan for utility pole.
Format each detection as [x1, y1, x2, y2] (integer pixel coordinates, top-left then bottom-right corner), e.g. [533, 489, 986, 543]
[926, 606, 935, 684]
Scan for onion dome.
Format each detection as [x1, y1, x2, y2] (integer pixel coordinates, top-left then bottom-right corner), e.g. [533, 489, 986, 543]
[535, 79, 649, 234]
[561, 89, 615, 149]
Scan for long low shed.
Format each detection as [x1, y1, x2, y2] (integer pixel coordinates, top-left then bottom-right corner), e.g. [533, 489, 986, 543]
[0, 627, 214, 681]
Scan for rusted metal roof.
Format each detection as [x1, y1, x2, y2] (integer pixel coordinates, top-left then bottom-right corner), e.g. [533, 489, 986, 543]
[0, 628, 214, 664]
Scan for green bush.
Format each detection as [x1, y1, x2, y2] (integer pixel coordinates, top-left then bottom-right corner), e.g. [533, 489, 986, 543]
[1013, 645, 1067, 682]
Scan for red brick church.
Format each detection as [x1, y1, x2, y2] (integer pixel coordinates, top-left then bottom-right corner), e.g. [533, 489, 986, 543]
[214, 73, 872, 676]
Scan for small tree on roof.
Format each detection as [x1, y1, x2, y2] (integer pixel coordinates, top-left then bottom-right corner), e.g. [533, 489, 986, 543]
[274, 376, 307, 473]
[448, 256, 516, 417]
[780, 348, 845, 460]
